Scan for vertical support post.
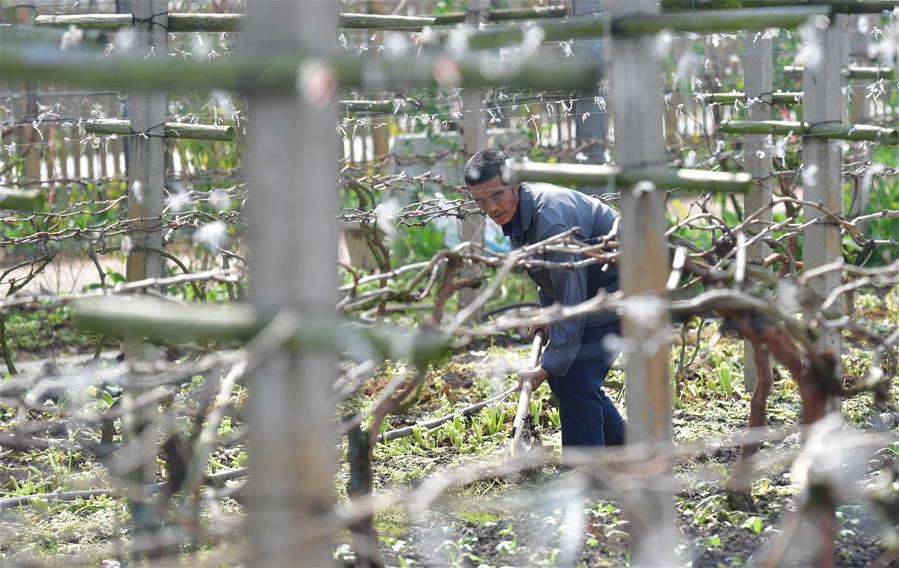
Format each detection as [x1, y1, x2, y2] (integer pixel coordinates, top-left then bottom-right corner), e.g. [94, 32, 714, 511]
[15, 5, 40, 183]
[47, 125, 56, 202]
[245, 2, 338, 565]
[112, 137, 124, 177]
[742, 29, 774, 393]
[99, 127, 110, 180]
[572, 0, 608, 178]
[117, 0, 132, 178]
[664, 36, 684, 149]
[369, 0, 391, 171]
[347, 425, 383, 567]
[849, 16, 870, 220]
[72, 128, 84, 179]
[459, 0, 489, 308]
[56, 123, 69, 181]
[122, 0, 167, 544]
[71, 96, 83, 180]
[608, 2, 674, 565]
[86, 135, 96, 181]
[802, 15, 846, 415]
[125, 0, 167, 335]
[70, 129, 82, 180]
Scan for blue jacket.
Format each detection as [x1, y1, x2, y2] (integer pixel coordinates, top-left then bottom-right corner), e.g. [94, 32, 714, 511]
[503, 182, 620, 376]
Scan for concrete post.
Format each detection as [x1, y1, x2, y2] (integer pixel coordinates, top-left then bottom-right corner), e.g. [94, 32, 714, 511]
[609, 1, 675, 564]
[573, 0, 608, 180]
[245, 2, 339, 564]
[741, 29, 774, 393]
[122, 0, 168, 543]
[802, 15, 848, 415]
[459, 0, 489, 309]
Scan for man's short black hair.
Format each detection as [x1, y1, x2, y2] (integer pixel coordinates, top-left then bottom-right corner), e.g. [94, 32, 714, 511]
[464, 149, 510, 187]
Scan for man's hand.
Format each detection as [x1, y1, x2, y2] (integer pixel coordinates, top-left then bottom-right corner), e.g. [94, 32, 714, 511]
[517, 366, 550, 392]
[528, 323, 549, 344]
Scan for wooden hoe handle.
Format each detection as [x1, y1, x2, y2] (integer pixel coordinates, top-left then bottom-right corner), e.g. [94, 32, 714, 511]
[510, 331, 545, 455]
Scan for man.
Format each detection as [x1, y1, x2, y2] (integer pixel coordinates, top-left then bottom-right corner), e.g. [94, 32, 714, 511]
[465, 149, 625, 447]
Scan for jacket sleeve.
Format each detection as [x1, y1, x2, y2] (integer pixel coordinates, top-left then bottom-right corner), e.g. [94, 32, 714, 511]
[539, 224, 588, 377]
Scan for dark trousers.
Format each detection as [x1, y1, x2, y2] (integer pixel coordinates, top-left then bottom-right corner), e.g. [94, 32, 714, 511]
[546, 320, 625, 447]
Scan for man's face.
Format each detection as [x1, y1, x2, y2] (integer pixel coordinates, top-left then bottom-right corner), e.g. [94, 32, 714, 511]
[468, 176, 520, 226]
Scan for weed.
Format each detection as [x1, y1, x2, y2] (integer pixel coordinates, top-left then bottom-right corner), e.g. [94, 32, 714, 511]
[529, 396, 542, 425]
[469, 422, 484, 446]
[483, 405, 508, 436]
[496, 524, 518, 555]
[5, 467, 51, 497]
[457, 510, 498, 525]
[741, 516, 763, 534]
[546, 407, 561, 429]
[442, 416, 468, 452]
[411, 425, 430, 450]
[435, 533, 482, 565]
[715, 360, 735, 397]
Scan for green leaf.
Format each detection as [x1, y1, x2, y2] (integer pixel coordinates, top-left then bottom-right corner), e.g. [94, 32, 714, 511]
[105, 269, 125, 283]
[742, 516, 763, 534]
[716, 361, 734, 397]
[99, 389, 114, 407]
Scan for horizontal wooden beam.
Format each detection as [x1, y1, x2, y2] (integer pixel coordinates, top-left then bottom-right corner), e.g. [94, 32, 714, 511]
[340, 13, 435, 29]
[74, 296, 449, 363]
[783, 65, 896, 80]
[84, 118, 235, 140]
[34, 13, 432, 31]
[662, 0, 899, 14]
[504, 162, 752, 193]
[434, 4, 568, 24]
[1, 48, 601, 91]
[615, 5, 829, 33]
[0, 188, 44, 211]
[696, 91, 803, 104]
[463, 16, 607, 50]
[78, 297, 259, 343]
[33, 6, 568, 32]
[720, 120, 899, 143]
[462, 6, 829, 49]
[34, 13, 241, 32]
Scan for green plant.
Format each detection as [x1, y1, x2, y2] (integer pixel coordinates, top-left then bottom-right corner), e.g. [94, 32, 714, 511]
[546, 407, 561, 429]
[715, 359, 735, 397]
[442, 416, 467, 451]
[392, 223, 446, 265]
[5, 467, 51, 497]
[232, 450, 248, 468]
[529, 396, 542, 424]
[496, 524, 518, 555]
[46, 449, 74, 488]
[742, 516, 763, 534]
[483, 405, 508, 436]
[470, 423, 484, 446]
[411, 424, 430, 449]
[434, 533, 482, 565]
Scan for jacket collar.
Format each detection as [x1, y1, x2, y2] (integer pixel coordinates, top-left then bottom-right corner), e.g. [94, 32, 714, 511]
[501, 183, 533, 238]
[518, 183, 534, 233]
